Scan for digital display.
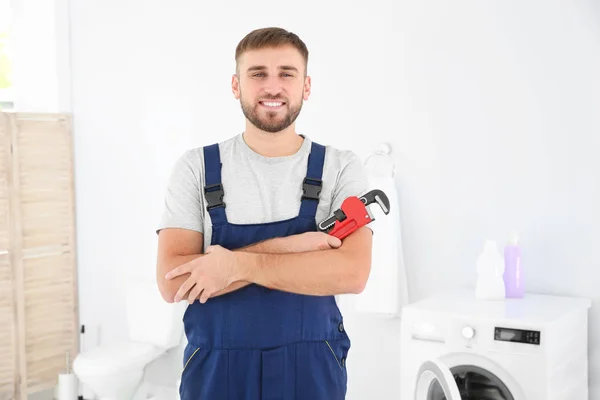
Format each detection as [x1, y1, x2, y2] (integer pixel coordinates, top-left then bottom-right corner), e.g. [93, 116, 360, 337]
[499, 330, 518, 341]
[494, 327, 541, 345]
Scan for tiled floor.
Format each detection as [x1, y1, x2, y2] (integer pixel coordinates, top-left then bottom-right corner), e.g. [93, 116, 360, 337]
[27, 382, 179, 400]
[29, 388, 54, 400]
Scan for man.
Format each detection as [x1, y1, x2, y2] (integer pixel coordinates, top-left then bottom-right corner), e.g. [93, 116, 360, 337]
[156, 27, 373, 400]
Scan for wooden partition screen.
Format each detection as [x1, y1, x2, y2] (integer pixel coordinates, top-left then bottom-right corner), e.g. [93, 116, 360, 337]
[0, 112, 79, 400]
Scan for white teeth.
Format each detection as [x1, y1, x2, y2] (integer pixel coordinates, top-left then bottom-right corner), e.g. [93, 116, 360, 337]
[262, 101, 283, 107]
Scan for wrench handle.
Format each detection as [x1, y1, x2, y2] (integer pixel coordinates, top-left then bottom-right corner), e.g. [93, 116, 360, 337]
[329, 220, 359, 240]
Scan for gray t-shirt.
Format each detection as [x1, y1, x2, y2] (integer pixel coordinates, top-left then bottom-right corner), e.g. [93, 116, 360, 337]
[157, 133, 369, 251]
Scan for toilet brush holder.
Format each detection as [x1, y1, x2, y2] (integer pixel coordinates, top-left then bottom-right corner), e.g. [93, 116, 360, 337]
[57, 352, 78, 400]
[58, 373, 77, 400]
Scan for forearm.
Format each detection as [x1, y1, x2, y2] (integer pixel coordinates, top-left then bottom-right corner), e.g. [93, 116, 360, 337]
[236, 236, 299, 253]
[157, 254, 202, 302]
[236, 228, 372, 296]
[203, 236, 302, 299]
[159, 237, 298, 302]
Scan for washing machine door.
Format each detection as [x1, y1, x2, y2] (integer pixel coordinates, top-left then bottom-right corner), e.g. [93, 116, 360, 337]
[414, 359, 462, 400]
[416, 354, 519, 400]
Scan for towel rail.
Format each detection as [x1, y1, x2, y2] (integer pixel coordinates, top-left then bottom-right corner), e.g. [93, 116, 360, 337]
[364, 142, 395, 177]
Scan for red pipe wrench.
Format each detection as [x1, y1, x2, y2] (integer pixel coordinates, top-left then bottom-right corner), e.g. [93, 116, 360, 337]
[317, 189, 390, 239]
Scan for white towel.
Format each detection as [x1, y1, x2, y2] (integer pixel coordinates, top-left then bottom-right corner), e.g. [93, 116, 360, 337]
[354, 174, 409, 317]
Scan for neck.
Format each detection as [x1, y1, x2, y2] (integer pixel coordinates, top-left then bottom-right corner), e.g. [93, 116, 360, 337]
[243, 123, 304, 157]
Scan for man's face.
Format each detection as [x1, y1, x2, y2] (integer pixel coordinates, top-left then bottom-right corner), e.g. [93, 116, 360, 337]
[232, 45, 311, 133]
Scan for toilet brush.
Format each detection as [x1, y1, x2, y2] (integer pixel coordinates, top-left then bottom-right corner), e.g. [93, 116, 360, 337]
[79, 324, 95, 400]
[58, 352, 78, 400]
[78, 325, 84, 400]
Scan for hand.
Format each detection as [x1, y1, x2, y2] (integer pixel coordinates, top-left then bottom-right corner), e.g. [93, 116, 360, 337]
[292, 232, 342, 252]
[165, 245, 239, 304]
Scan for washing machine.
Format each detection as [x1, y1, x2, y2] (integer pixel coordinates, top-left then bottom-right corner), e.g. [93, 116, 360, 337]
[399, 288, 591, 400]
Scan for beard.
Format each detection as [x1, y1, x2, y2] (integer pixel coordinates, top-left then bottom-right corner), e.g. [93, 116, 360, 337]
[240, 93, 303, 133]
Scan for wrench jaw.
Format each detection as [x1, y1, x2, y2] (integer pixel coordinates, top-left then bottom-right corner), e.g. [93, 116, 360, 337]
[359, 189, 391, 215]
[365, 205, 375, 222]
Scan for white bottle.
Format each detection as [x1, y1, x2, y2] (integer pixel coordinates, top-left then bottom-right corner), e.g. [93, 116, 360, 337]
[475, 240, 506, 300]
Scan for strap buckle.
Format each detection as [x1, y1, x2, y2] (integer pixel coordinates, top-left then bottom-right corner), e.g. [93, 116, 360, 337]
[204, 183, 225, 211]
[302, 177, 322, 201]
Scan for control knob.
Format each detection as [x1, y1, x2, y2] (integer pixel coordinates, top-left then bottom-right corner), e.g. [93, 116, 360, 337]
[462, 326, 476, 339]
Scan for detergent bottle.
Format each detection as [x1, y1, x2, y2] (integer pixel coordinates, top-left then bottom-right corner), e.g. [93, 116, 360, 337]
[503, 231, 524, 298]
[475, 240, 506, 300]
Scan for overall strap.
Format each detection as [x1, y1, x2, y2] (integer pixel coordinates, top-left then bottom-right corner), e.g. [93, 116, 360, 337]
[299, 142, 326, 219]
[203, 143, 228, 225]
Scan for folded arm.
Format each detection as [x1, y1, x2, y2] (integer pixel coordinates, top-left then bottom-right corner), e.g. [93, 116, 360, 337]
[208, 235, 318, 298]
[156, 229, 342, 303]
[235, 226, 373, 296]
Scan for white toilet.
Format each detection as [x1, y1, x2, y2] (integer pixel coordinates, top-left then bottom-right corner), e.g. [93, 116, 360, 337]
[73, 281, 187, 400]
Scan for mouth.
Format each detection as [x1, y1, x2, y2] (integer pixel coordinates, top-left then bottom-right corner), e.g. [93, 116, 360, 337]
[259, 100, 286, 110]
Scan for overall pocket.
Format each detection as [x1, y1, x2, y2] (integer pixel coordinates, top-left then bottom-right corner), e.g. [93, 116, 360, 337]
[295, 340, 349, 399]
[325, 337, 350, 387]
[183, 347, 201, 373]
[325, 340, 344, 370]
[179, 347, 230, 400]
[179, 345, 201, 399]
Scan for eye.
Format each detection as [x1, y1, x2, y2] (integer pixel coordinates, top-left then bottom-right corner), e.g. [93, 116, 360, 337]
[253, 73, 266, 77]
[282, 73, 293, 77]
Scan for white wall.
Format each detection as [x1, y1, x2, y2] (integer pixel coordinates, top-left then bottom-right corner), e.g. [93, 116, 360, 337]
[67, 0, 600, 398]
[10, 0, 71, 112]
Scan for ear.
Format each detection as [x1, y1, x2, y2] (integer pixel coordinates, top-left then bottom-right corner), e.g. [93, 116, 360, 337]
[232, 74, 241, 99]
[303, 75, 311, 101]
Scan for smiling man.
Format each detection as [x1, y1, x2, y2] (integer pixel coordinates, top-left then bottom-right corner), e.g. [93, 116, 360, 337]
[156, 27, 373, 400]
[239, 49, 304, 133]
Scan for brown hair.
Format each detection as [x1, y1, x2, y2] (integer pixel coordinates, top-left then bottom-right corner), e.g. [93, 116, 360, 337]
[235, 27, 309, 74]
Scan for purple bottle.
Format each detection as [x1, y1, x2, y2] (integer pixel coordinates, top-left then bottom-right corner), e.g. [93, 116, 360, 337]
[504, 232, 524, 298]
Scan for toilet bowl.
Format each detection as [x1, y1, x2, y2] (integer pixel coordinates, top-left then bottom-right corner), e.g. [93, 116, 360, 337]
[73, 341, 164, 400]
[73, 281, 186, 400]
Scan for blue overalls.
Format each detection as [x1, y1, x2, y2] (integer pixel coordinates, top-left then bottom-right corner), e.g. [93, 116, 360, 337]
[179, 141, 351, 400]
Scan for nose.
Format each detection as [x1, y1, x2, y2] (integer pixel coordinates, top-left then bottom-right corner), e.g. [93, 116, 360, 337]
[262, 75, 283, 97]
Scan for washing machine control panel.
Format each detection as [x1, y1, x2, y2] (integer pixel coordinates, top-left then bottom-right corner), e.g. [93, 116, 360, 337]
[494, 326, 541, 345]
